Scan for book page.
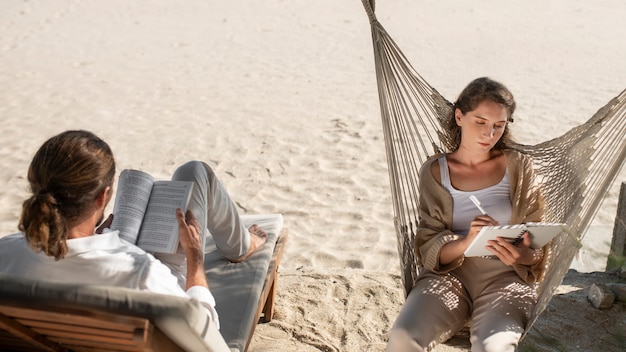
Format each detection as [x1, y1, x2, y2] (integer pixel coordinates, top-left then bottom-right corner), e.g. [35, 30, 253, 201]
[136, 180, 194, 253]
[110, 169, 155, 244]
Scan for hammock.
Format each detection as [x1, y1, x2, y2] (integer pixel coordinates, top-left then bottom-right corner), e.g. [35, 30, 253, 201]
[361, 0, 626, 335]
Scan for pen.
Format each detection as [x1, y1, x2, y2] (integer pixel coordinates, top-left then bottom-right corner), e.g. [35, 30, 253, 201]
[469, 195, 488, 215]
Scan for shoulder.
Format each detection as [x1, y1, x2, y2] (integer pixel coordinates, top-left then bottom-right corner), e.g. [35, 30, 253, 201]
[502, 148, 532, 163]
[420, 153, 447, 182]
[503, 149, 534, 171]
[0, 233, 28, 250]
[0, 233, 26, 242]
[502, 149, 538, 191]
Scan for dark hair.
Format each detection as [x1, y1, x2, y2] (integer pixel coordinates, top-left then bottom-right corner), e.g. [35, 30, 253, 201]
[19, 130, 115, 260]
[446, 77, 516, 151]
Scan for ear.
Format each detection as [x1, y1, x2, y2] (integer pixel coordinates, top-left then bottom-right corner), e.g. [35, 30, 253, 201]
[454, 108, 463, 126]
[95, 186, 112, 209]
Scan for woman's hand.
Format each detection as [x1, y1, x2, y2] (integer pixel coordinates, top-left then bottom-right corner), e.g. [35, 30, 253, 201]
[486, 231, 543, 266]
[176, 208, 209, 290]
[440, 215, 499, 265]
[466, 215, 499, 243]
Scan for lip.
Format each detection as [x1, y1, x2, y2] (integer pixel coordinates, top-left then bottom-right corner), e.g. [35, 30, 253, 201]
[478, 142, 491, 147]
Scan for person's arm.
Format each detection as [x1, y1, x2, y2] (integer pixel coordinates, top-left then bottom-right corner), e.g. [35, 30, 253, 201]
[439, 214, 499, 265]
[500, 150, 547, 282]
[175, 208, 220, 327]
[175, 208, 209, 290]
[414, 157, 465, 273]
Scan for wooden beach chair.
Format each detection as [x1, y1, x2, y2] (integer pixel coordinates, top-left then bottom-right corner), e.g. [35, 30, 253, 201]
[361, 0, 626, 342]
[0, 214, 287, 352]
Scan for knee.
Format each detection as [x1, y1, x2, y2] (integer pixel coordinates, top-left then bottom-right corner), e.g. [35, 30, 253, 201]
[386, 325, 426, 352]
[173, 161, 214, 182]
[176, 160, 207, 174]
[470, 330, 521, 352]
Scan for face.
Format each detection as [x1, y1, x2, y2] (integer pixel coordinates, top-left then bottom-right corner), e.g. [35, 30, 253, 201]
[455, 100, 508, 151]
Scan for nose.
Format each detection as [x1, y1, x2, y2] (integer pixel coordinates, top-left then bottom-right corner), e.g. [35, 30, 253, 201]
[482, 125, 495, 138]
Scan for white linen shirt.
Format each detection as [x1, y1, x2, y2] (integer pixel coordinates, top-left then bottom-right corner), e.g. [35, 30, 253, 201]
[0, 231, 219, 328]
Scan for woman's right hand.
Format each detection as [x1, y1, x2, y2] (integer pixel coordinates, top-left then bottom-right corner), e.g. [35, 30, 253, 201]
[440, 215, 499, 265]
[465, 215, 499, 244]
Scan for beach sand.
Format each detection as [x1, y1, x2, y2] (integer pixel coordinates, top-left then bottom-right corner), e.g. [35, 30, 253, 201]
[1, 1, 625, 351]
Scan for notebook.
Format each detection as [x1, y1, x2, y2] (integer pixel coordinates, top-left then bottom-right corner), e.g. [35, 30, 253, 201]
[464, 222, 565, 257]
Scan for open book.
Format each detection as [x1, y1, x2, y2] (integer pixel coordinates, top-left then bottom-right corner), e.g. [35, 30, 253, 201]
[464, 222, 565, 257]
[109, 169, 194, 253]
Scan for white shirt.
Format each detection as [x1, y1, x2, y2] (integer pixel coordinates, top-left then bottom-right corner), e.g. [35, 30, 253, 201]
[0, 231, 219, 328]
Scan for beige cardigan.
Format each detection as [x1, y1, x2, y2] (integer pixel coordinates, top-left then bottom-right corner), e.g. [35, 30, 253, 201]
[415, 149, 548, 284]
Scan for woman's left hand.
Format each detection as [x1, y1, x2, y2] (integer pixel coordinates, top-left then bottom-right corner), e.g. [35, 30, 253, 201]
[486, 232, 542, 266]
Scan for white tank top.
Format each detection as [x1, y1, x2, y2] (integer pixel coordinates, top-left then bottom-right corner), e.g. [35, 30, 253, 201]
[438, 156, 512, 235]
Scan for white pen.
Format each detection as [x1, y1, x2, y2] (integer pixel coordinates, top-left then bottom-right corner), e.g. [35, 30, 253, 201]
[469, 195, 488, 215]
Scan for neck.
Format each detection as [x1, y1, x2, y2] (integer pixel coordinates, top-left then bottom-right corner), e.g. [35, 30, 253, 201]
[68, 223, 96, 239]
[451, 147, 496, 166]
[67, 212, 101, 239]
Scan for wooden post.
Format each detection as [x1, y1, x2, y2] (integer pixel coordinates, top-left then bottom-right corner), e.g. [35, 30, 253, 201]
[607, 182, 626, 271]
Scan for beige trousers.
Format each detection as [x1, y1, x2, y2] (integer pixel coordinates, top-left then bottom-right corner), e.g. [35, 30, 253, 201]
[387, 257, 536, 352]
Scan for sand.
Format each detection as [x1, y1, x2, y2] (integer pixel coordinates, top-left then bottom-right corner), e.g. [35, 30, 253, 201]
[1, 0, 625, 351]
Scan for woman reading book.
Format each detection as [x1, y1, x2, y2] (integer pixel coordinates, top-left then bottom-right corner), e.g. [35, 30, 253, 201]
[386, 77, 548, 352]
[0, 130, 267, 329]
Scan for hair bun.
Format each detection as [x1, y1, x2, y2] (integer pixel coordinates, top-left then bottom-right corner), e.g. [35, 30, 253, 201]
[35, 190, 60, 209]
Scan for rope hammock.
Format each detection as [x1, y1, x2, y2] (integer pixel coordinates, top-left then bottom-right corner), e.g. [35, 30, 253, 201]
[361, 0, 626, 335]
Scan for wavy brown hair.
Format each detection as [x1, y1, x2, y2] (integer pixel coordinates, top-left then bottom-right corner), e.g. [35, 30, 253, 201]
[445, 77, 516, 151]
[19, 130, 115, 260]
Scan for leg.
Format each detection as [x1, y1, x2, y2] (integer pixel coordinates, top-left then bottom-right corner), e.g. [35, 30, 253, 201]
[387, 272, 471, 352]
[172, 161, 266, 261]
[469, 276, 536, 352]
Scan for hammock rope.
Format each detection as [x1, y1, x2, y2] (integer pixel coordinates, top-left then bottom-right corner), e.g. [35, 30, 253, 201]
[362, 0, 626, 334]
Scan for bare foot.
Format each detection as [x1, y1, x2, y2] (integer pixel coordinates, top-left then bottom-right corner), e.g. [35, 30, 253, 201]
[230, 224, 268, 263]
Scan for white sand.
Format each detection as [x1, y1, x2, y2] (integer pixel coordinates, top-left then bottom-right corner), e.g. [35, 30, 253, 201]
[1, 1, 625, 351]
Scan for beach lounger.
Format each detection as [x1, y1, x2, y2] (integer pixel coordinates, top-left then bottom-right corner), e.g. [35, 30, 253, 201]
[0, 213, 287, 352]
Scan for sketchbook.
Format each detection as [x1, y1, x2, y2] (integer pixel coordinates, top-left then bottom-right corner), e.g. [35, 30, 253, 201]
[464, 222, 565, 257]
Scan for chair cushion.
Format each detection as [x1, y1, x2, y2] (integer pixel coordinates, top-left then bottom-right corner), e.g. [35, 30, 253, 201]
[204, 214, 283, 352]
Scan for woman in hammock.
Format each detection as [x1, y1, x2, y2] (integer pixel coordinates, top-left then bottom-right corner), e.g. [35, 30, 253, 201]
[387, 77, 548, 352]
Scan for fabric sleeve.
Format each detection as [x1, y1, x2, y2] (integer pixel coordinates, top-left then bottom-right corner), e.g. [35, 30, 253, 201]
[414, 158, 465, 274]
[507, 150, 549, 284]
[141, 253, 220, 328]
[187, 286, 220, 330]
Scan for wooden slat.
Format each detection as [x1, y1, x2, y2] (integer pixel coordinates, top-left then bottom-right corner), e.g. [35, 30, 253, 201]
[0, 304, 153, 351]
[0, 312, 67, 352]
[51, 335, 148, 351]
[0, 300, 188, 352]
[243, 229, 289, 351]
[21, 319, 142, 336]
[1, 305, 146, 332]
[259, 229, 288, 323]
[32, 327, 143, 345]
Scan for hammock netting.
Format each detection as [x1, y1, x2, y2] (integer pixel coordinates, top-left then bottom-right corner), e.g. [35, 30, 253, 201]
[362, 0, 626, 335]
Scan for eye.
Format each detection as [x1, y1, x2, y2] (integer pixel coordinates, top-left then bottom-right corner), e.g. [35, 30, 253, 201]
[494, 124, 506, 129]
